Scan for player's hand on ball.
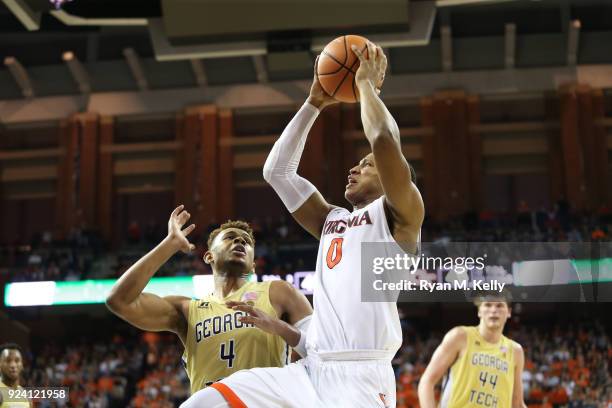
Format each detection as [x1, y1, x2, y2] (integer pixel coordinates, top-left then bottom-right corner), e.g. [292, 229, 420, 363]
[351, 41, 386, 95]
[227, 301, 281, 335]
[167, 204, 196, 253]
[308, 55, 340, 110]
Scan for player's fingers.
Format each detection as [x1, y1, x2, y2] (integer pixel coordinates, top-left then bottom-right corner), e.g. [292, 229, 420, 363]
[231, 304, 257, 315]
[225, 300, 247, 307]
[366, 41, 376, 61]
[171, 205, 184, 218]
[351, 44, 364, 61]
[178, 211, 191, 226]
[378, 46, 387, 69]
[182, 223, 196, 236]
[314, 55, 319, 76]
[237, 315, 258, 325]
[229, 303, 251, 312]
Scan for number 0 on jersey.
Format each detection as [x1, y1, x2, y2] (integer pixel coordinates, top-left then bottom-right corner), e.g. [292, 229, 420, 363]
[326, 238, 343, 269]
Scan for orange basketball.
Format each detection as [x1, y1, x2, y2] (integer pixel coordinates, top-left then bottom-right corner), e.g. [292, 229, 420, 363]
[316, 35, 371, 103]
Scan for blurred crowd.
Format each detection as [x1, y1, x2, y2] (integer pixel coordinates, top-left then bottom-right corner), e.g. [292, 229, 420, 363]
[1, 200, 610, 283]
[426, 200, 611, 243]
[17, 319, 610, 407]
[27, 332, 189, 408]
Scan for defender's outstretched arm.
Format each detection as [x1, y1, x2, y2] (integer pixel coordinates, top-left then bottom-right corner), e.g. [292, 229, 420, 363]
[106, 205, 194, 340]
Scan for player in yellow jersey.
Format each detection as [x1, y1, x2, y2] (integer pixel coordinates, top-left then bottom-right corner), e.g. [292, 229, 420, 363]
[106, 205, 313, 394]
[0, 344, 31, 408]
[418, 293, 527, 408]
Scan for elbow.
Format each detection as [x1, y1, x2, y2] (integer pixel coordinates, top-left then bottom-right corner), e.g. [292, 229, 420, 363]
[263, 159, 288, 187]
[262, 165, 273, 184]
[105, 292, 123, 313]
[371, 130, 399, 151]
[417, 377, 431, 395]
[262, 154, 277, 184]
[105, 295, 118, 312]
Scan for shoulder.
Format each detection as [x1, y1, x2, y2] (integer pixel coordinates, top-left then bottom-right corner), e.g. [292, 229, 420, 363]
[163, 295, 192, 318]
[384, 182, 424, 223]
[163, 295, 192, 306]
[329, 205, 349, 218]
[439, 326, 468, 352]
[269, 280, 305, 312]
[447, 326, 468, 342]
[269, 280, 297, 302]
[512, 341, 525, 359]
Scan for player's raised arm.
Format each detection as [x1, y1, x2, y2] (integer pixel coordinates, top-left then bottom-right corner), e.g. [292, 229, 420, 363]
[263, 57, 338, 240]
[512, 343, 528, 408]
[418, 327, 467, 408]
[352, 43, 424, 230]
[105, 205, 195, 341]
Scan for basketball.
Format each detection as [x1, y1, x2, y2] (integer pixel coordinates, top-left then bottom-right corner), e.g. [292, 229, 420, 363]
[316, 35, 372, 103]
[3, 2, 611, 407]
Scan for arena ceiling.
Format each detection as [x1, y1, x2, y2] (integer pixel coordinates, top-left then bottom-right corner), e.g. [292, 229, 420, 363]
[1, 0, 612, 101]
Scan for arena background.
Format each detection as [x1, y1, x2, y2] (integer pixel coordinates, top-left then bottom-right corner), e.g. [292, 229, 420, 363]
[0, 0, 610, 406]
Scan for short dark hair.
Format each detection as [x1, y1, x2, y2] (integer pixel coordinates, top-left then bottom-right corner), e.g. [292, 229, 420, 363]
[472, 289, 512, 307]
[207, 220, 255, 249]
[0, 343, 22, 356]
[408, 162, 417, 184]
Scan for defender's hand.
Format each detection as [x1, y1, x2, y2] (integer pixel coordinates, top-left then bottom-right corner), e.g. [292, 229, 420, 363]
[167, 204, 196, 253]
[351, 41, 387, 95]
[308, 55, 340, 110]
[227, 301, 283, 336]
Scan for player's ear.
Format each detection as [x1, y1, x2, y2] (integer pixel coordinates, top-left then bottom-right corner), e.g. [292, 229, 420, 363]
[204, 250, 214, 264]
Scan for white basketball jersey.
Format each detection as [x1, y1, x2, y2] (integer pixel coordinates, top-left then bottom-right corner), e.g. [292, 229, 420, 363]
[307, 196, 414, 354]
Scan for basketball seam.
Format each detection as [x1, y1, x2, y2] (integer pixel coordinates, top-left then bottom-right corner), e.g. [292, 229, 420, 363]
[348, 44, 368, 73]
[344, 43, 367, 101]
[317, 71, 345, 77]
[322, 37, 367, 101]
[318, 53, 346, 75]
[321, 51, 352, 74]
[331, 67, 352, 98]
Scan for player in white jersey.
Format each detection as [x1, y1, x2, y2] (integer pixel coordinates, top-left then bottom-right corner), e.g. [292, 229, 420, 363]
[181, 41, 424, 408]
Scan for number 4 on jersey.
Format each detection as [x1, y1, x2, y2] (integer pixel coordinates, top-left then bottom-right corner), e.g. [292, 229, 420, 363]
[479, 371, 498, 390]
[220, 339, 235, 368]
[326, 238, 344, 269]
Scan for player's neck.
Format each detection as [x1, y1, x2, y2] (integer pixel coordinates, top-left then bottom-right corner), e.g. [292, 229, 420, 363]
[352, 192, 382, 210]
[478, 324, 503, 344]
[352, 198, 374, 210]
[1, 376, 19, 388]
[213, 274, 247, 298]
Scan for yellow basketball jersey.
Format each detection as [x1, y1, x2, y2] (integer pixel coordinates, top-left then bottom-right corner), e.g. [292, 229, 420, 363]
[182, 281, 289, 394]
[440, 326, 515, 408]
[0, 381, 30, 408]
